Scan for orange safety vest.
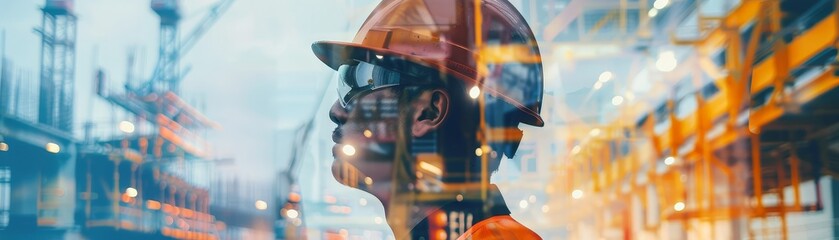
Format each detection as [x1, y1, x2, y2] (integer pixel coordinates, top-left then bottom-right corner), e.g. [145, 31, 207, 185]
[456, 215, 541, 240]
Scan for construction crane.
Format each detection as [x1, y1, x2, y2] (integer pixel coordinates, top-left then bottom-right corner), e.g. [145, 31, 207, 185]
[77, 1, 237, 238]
[95, 0, 231, 158]
[136, 0, 235, 95]
[34, 0, 77, 132]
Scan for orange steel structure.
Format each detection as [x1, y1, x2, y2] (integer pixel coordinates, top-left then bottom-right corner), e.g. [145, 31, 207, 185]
[550, 0, 839, 239]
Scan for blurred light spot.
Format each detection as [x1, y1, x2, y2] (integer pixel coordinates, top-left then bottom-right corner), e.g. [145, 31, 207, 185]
[46, 142, 60, 153]
[664, 156, 676, 166]
[653, 0, 669, 9]
[119, 121, 135, 133]
[324, 195, 337, 204]
[0, 142, 8, 152]
[330, 205, 351, 214]
[571, 145, 581, 154]
[435, 230, 447, 240]
[286, 209, 299, 219]
[376, 54, 384, 60]
[435, 212, 447, 225]
[593, 81, 604, 90]
[289, 192, 301, 202]
[121, 193, 133, 203]
[674, 202, 685, 211]
[363, 129, 373, 138]
[469, 86, 481, 99]
[147, 200, 162, 210]
[648, 8, 659, 17]
[125, 187, 138, 198]
[419, 161, 442, 176]
[528, 195, 537, 203]
[342, 144, 356, 156]
[519, 200, 528, 209]
[541, 205, 550, 213]
[598, 71, 613, 82]
[572, 189, 584, 199]
[364, 177, 373, 185]
[359, 198, 368, 206]
[255, 200, 268, 210]
[611, 95, 624, 106]
[456, 194, 463, 202]
[656, 51, 678, 72]
[374, 217, 383, 224]
[475, 147, 483, 156]
[589, 128, 601, 137]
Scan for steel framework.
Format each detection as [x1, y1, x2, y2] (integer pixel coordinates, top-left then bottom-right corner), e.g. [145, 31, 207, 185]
[550, 0, 839, 239]
[35, 1, 76, 133]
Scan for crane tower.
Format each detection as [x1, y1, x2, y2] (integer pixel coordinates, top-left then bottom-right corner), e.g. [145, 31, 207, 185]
[35, 0, 76, 132]
[144, 0, 233, 94]
[149, 0, 181, 93]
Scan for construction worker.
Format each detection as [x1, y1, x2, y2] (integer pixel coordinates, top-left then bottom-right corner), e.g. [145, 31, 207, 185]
[314, 0, 544, 239]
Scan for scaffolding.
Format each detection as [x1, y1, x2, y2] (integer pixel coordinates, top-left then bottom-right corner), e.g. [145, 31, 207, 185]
[550, 0, 839, 239]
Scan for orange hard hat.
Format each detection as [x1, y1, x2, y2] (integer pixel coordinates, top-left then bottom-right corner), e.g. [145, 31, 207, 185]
[312, 0, 544, 127]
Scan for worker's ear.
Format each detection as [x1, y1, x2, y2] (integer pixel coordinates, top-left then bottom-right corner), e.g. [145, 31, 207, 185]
[412, 89, 449, 137]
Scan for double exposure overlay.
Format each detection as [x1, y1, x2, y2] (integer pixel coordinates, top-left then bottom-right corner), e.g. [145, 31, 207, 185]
[1, 0, 839, 239]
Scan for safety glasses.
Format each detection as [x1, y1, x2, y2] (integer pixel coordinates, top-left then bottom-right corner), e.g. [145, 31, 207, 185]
[337, 61, 438, 107]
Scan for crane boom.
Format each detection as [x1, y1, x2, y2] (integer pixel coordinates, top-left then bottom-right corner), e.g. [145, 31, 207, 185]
[179, 0, 234, 58]
[139, 0, 234, 95]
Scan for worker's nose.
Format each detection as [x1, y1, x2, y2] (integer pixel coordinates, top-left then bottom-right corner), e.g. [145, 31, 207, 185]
[329, 101, 348, 125]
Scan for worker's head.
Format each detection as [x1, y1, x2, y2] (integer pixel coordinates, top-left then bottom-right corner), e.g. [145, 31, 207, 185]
[315, 0, 543, 202]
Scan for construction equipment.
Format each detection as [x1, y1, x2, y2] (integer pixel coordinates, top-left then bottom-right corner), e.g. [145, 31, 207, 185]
[138, 0, 235, 95]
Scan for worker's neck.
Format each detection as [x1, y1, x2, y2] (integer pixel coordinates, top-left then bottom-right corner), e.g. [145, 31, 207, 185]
[374, 184, 508, 239]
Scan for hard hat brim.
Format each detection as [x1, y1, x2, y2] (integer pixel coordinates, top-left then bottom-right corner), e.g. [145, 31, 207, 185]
[312, 41, 545, 127]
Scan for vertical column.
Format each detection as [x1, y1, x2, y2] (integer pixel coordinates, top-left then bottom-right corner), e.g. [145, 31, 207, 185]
[37, 12, 57, 128]
[36, 3, 76, 133]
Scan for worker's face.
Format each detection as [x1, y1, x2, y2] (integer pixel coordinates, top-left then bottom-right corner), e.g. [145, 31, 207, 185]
[329, 88, 402, 191]
[329, 87, 448, 193]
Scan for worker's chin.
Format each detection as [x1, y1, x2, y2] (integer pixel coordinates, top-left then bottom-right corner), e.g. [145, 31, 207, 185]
[330, 159, 345, 184]
[329, 159, 370, 192]
[330, 144, 347, 175]
[330, 146, 394, 190]
[330, 145, 361, 188]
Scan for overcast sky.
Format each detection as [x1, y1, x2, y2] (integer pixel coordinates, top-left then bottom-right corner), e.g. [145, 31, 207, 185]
[0, 0, 379, 181]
